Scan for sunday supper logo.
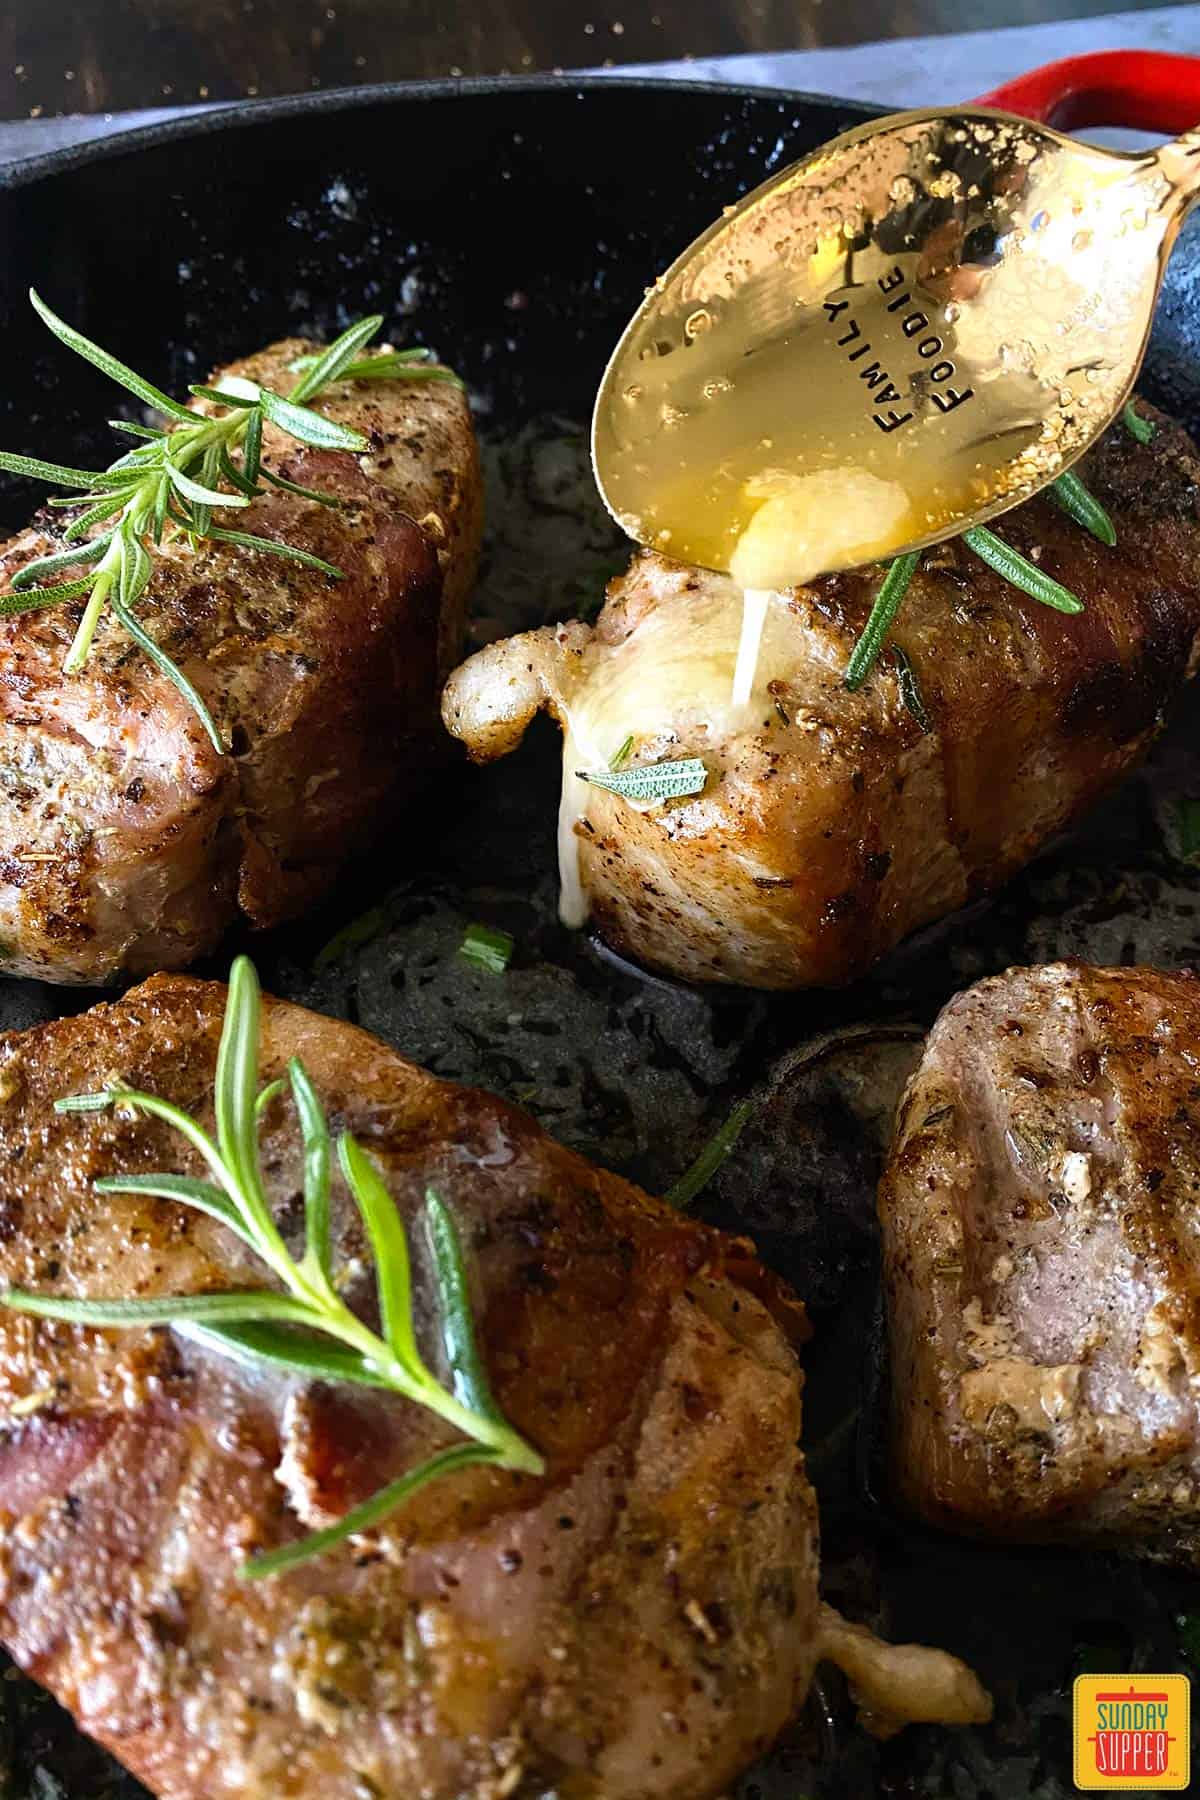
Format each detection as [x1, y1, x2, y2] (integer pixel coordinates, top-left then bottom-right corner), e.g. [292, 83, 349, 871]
[1073, 1676, 1190, 1790]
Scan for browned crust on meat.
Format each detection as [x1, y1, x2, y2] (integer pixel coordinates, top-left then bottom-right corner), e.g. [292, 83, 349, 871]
[879, 961, 1200, 1564]
[0, 976, 817, 1798]
[0, 339, 482, 984]
[232, 340, 482, 676]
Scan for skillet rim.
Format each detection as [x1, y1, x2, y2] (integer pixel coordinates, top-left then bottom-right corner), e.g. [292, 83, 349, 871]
[0, 73, 885, 191]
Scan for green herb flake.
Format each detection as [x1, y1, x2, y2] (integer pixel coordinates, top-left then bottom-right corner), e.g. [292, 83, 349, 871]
[9, 955, 542, 1579]
[458, 923, 514, 975]
[610, 734, 634, 771]
[665, 1097, 757, 1211]
[890, 644, 930, 732]
[314, 903, 391, 970]
[579, 757, 707, 804]
[1123, 399, 1155, 445]
[1170, 797, 1200, 864]
[1074, 1639, 1130, 1677]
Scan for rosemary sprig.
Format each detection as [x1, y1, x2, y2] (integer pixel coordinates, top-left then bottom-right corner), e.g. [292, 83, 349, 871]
[0, 956, 541, 1579]
[289, 345, 463, 389]
[845, 486, 1092, 691]
[0, 294, 457, 752]
[844, 552, 919, 692]
[841, 429, 1142, 690]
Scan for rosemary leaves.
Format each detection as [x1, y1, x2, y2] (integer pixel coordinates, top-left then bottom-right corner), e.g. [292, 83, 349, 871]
[1, 956, 541, 1579]
[0, 294, 458, 751]
[843, 458, 1120, 692]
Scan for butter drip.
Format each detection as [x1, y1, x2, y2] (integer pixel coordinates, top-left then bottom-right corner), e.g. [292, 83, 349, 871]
[731, 588, 774, 709]
[556, 582, 798, 926]
[727, 466, 910, 712]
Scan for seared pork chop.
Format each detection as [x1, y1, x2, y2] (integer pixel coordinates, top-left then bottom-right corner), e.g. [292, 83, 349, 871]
[444, 405, 1200, 988]
[880, 962, 1200, 1561]
[0, 975, 987, 1798]
[0, 340, 481, 983]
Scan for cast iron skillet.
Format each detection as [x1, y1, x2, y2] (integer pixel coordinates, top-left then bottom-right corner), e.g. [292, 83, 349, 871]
[1, 60, 1200, 1799]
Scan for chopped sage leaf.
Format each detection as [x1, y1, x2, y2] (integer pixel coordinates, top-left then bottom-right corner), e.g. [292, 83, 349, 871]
[579, 757, 707, 804]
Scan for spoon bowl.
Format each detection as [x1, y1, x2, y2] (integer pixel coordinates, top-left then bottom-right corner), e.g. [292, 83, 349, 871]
[592, 107, 1200, 586]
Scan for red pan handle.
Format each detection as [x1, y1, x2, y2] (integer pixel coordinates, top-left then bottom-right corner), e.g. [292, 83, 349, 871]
[974, 49, 1200, 134]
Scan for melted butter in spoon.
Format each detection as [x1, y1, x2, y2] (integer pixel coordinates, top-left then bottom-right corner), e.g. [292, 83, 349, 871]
[728, 467, 912, 590]
[727, 466, 911, 706]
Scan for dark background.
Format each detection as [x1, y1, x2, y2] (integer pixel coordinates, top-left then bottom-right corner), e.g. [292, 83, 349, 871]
[0, 0, 1189, 118]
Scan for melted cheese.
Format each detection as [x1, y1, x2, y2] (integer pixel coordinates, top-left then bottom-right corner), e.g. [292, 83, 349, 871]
[556, 582, 797, 927]
[959, 1357, 1084, 1429]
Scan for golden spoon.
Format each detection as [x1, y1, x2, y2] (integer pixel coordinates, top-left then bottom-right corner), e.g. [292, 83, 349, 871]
[592, 104, 1200, 594]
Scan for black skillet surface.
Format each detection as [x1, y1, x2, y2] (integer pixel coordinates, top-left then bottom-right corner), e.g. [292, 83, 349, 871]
[2, 77, 1200, 1799]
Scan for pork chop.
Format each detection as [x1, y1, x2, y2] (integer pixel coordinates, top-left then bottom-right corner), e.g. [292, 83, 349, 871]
[0, 339, 481, 983]
[0, 973, 987, 1796]
[880, 961, 1200, 1561]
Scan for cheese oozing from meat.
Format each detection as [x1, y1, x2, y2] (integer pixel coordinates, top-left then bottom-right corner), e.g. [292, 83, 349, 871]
[557, 580, 799, 926]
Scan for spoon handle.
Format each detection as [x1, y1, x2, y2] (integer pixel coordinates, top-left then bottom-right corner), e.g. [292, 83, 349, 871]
[1154, 129, 1200, 215]
[976, 49, 1200, 134]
